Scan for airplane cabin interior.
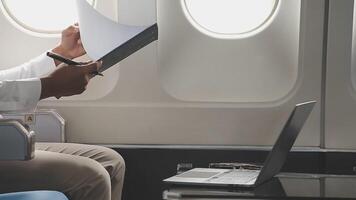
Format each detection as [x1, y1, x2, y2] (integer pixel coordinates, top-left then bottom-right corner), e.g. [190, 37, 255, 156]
[1, 0, 356, 200]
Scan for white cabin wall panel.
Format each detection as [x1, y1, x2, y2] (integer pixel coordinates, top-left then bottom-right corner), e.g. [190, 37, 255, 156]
[0, 0, 323, 146]
[100, 43, 176, 102]
[291, 0, 325, 148]
[47, 105, 290, 145]
[117, 0, 156, 26]
[325, 0, 356, 149]
[38, 0, 324, 146]
[0, 11, 58, 69]
[158, 0, 300, 102]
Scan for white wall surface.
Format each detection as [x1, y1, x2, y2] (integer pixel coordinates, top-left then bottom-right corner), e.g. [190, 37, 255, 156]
[325, 0, 356, 149]
[158, 0, 300, 102]
[117, 0, 156, 26]
[0, 0, 325, 147]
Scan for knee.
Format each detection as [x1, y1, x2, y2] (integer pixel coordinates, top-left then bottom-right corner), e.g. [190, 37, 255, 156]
[67, 159, 111, 200]
[99, 147, 126, 178]
[77, 157, 112, 186]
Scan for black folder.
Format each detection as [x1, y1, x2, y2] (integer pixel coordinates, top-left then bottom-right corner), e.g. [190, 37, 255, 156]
[98, 23, 158, 72]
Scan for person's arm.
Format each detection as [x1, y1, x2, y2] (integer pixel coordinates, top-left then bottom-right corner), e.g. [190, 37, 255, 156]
[0, 78, 41, 112]
[0, 54, 56, 81]
[0, 24, 85, 81]
[0, 53, 55, 111]
[40, 62, 101, 100]
[0, 62, 101, 112]
[0, 24, 98, 112]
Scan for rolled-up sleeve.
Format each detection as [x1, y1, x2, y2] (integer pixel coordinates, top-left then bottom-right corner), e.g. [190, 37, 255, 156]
[0, 53, 55, 112]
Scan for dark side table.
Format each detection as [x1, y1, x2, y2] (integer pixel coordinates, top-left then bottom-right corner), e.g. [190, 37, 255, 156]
[163, 173, 356, 200]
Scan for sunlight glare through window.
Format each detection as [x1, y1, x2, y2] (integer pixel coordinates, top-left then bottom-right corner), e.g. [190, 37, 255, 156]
[184, 0, 278, 37]
[1, 0, 94, 34]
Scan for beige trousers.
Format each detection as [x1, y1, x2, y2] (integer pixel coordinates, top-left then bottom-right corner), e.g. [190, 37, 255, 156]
[0, 143, 125, 200]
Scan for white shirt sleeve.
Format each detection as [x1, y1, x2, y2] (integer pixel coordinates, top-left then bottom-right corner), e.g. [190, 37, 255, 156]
[0, 53, 56, 112]
[0, 53, 56, 80]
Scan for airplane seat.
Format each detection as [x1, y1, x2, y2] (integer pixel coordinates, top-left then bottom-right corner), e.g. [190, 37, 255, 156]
[0, 120, 68, 200]
[0, 191, 68, 200]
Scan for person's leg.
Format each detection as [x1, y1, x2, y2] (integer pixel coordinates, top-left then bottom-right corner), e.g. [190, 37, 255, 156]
[36, 143, 125, 200]
[0, 150, 111, 200]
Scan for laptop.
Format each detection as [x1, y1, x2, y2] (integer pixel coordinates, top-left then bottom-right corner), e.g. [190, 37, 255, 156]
[164, 101, 316, 187]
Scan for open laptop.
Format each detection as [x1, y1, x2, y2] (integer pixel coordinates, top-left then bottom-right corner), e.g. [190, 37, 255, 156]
[164, 101, 316, 187]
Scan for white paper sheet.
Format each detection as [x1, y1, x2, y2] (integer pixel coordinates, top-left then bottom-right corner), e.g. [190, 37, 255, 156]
[76, 0, 148, 60]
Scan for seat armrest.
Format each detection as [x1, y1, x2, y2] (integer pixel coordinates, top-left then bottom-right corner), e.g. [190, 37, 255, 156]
[0, 120, 35, 161]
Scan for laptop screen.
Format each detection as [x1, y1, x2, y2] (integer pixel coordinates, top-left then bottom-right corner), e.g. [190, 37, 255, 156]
[255, 101, 316, 185]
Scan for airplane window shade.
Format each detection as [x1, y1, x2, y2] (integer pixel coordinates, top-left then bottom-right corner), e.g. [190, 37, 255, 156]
[0, 0, 95, 36]
[183, 0, 279, 39]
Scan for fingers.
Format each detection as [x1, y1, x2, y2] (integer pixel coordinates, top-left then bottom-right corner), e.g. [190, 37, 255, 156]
[85, 61, 101, 72]
[82, 61, 102, 78]
[77, 39, 86, 54]
[62, 24, 80, 36]
[77, 38, 83, 45]
[72, 23, 80, 33]
[79, 60, 92, 65]
[97, 60, 103, 71]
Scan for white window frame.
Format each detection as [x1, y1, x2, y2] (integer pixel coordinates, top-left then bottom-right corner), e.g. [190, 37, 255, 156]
[0, 0, 96, 37]
[182, 0, 280, 39]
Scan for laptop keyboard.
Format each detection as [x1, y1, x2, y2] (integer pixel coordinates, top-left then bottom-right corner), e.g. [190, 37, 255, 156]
[208, 170, 259, 184]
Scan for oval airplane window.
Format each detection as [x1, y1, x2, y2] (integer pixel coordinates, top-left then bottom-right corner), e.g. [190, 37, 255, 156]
[183, 0, 279, 38]
[0, 0, 95, 36]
